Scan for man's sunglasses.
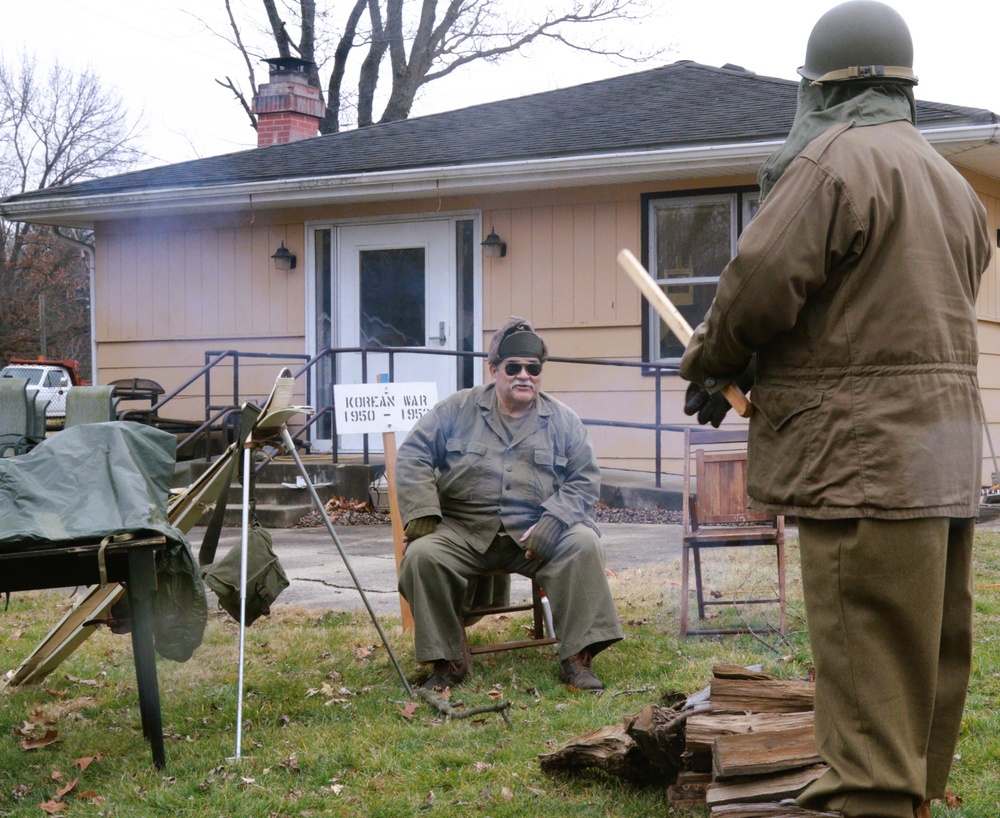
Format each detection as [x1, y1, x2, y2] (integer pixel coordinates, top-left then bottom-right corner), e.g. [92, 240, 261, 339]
[504, 361, 543, 377]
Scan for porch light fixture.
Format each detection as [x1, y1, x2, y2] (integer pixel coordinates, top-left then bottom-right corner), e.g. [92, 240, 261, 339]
[481, 227, 507, 258]
[271, 241, 297, 271]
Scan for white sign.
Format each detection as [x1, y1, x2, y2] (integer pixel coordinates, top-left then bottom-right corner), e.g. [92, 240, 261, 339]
[334, 382, 439, 435]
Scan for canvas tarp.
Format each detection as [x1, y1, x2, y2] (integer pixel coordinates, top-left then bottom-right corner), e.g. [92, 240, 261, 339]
[0, 421, 207, 661]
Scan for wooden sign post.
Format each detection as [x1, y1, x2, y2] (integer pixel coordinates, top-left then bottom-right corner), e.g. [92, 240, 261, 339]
[334, 382, 438, 632]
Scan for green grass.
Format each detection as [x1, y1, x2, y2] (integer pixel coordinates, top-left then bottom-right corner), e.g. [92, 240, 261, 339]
[2, 534, 1000, 817]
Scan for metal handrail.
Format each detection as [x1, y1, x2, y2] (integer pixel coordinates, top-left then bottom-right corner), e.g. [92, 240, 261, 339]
[120, 345, 684, 480]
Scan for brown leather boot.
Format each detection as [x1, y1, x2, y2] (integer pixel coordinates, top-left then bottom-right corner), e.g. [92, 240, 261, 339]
[421, 658, 467, 691]
[559, 650, 603, 691]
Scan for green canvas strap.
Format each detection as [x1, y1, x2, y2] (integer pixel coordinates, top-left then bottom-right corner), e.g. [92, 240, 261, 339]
[198, 402, 263, 567]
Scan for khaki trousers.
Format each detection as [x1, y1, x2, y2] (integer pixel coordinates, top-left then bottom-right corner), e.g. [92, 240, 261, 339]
[398, 523, 623, 664]
[795, 517, 974, 818]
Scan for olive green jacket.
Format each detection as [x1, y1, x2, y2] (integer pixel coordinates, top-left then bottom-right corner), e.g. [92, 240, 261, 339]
[681, 120, 993, 519]
[396, 384, 600, 551]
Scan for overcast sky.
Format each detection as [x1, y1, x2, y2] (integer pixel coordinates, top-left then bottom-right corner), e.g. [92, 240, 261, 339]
[1, 0, 997, 171]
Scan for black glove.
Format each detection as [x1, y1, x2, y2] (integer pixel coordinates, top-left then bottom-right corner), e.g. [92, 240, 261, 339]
[684, 382, 731, 428]
[683, 362, 755, 429]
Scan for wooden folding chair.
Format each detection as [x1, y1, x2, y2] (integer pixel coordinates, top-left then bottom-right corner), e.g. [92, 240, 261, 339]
[459, 571, 557, 667]
[385, 435, 556, 668]
[680, 427, 786, 636]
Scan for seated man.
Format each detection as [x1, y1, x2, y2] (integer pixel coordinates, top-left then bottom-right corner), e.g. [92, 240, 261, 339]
[397, 316, 623, 692]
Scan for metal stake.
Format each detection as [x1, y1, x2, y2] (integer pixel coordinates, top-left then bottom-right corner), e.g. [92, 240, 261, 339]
[279, 426, 414, 698]
[232, 443, 253, 760]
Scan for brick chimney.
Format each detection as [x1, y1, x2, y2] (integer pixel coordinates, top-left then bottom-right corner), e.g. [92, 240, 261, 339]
[252, 57, 324, 147]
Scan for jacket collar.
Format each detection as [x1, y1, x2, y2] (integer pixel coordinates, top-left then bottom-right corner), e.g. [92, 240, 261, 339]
[477, 384, 551, 446]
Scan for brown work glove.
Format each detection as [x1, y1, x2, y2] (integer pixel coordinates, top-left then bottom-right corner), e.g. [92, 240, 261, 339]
[525, 513, 566, 563]
[404, 515, 440, 542]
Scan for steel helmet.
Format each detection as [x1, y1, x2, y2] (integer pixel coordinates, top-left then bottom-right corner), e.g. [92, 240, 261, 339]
[798, 0, 917, 85]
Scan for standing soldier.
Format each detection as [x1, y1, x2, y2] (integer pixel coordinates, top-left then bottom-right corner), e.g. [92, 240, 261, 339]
[680, 2, 993, 816]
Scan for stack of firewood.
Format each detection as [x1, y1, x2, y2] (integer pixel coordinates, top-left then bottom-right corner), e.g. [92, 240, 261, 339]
[539, 664, 838, 817]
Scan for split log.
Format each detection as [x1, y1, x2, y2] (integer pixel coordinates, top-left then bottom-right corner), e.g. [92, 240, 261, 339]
[713, 725, 820, 778]
[710, 677, 814, 713]
[686, 712, 815, 756]
[627, 703, 688, 777]
[710, 803, 840, 817]
[706, 764, 828, 806]
[538, 721, 659, 783]
[712, 663, 774, 681]
[668, 770, 712, 807]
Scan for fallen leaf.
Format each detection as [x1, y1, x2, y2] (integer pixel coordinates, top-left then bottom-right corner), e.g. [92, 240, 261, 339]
[474, 762, 492, 773]
[237, 776, 256, 789]
[73, 754, 101, 771]
[39, 800, 69, 814]
[50, 771, 64, 781]
[944, 790, 963, 809]
[501, 786, 514, 801]
[353, 645, 374, 660]
[28, 710, 55, 726]
[424, 790, 436, 807]
[55, 780, 78, 798]
[398, 702, 419, 720]
[75, 789, 100, 799]
[20, 730, 59, 750]
[65, 674, 103, 687]
[12, 783, 32, 800]
[330, 784, 344, 795]
[486, 690, 503, 700]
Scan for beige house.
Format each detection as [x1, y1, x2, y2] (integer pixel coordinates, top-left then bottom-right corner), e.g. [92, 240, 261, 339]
[2, 60, 999, 478]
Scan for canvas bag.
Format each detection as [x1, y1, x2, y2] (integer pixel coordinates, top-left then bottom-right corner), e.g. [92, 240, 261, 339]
[198, 403, 289, 625]
[202, 522, 289, 625]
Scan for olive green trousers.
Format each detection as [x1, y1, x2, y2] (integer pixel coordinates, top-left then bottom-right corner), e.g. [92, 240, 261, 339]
[398, 523, 623, 665]
[795, 517, 974, 818]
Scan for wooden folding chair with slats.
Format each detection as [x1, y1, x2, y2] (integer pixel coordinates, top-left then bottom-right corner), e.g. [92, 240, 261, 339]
[680, 427, 786, 636]
[459, 571, 557, 668]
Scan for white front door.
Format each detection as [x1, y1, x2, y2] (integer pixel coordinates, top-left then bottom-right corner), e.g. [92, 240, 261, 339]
[326, 219, 458, 452]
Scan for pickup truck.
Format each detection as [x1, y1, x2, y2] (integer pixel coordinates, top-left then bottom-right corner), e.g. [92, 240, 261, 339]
[0, 358, 86, 420]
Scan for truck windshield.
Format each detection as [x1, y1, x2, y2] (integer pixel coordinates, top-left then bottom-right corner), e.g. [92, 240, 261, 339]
[0, 366, 45, 386]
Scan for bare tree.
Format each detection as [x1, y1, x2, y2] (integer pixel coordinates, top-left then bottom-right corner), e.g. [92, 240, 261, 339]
[214, 0, 663, 134]
[0, 56, 142, 373]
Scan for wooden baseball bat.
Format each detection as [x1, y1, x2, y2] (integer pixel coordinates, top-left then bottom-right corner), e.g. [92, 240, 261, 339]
[617, 249, 752, 418]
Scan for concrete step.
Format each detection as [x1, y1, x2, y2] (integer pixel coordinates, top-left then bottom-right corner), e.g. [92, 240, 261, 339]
[175, 456, 385, 528]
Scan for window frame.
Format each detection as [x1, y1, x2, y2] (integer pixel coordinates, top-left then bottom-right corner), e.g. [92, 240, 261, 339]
[640, 186, 760, 370]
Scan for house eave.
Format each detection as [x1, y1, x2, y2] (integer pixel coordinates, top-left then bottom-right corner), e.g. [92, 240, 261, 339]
[3, 123, 998, 229]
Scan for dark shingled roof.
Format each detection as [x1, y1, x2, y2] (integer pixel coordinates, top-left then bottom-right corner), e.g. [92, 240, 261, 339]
[5, 61, 996, 204]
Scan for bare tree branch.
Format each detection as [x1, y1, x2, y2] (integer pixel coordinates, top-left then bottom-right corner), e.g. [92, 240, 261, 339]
[327, 0, 370, 132]
[222, 0, 262, 129]
[210, 0, 665, 134]
[0, 55, 139, 373]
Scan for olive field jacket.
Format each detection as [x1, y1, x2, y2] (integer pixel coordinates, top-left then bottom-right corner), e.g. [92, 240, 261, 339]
[681, 120, 993, 519]
[395, 384, 600, 551]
